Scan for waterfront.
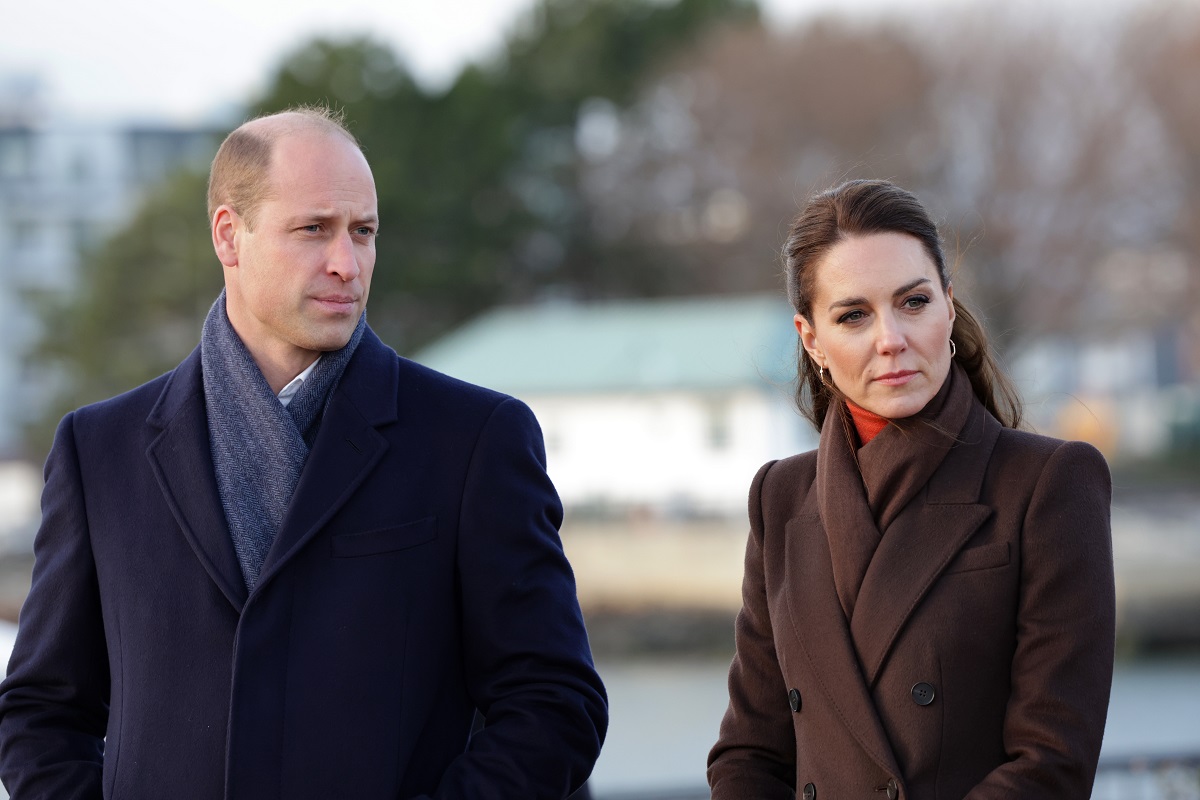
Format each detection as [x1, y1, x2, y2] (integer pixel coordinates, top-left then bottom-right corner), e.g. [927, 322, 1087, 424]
[589, 654, 1200, 798]
[0, 619, 1195, 797]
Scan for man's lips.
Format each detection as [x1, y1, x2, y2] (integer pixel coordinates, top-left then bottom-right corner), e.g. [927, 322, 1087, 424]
[873, 370, 918, 386]
[312, 295, 360, 313]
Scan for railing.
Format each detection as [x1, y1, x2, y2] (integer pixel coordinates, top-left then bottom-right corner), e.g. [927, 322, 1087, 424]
[1093, 753, 1200, 800]
[590, 756, 1200, 800]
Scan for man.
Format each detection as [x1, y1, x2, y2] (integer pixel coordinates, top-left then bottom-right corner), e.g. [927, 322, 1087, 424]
[0, 107, 607, 799]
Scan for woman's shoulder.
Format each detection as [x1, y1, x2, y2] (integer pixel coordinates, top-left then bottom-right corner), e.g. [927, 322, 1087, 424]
[748, 449, 820, 518]
[989, 425, 1111, 496]
[994, 426, 1108, 468]
[759, 448, 819, 485]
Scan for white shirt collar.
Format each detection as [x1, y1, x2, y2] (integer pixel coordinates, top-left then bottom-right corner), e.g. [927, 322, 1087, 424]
[277, 357, 321, 408]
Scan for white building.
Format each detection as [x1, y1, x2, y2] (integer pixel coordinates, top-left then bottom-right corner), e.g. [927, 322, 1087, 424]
[1011, 323, 1200, 461]
[415, 294, 817, 518]
[0, 77, 220, 455]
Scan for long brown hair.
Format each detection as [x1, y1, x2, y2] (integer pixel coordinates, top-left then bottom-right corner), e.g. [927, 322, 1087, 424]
[782, 179, 1022, 430]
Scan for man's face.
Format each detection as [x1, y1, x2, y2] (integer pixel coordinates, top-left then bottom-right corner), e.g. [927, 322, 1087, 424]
[217, 130, 378, 373]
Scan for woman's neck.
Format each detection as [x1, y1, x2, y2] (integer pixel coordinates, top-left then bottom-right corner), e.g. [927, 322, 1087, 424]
[846, 400, 889, 446]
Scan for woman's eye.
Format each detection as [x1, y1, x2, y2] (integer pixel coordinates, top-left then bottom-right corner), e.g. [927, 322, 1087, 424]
[837, 309, 866, 324]
[903, 295, 930, 309]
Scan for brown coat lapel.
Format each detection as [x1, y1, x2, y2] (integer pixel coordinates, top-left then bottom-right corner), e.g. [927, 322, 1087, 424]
[785, 365, 1000, 770]
[783, 506, 901, 779]
[850, 400, 1000, 686]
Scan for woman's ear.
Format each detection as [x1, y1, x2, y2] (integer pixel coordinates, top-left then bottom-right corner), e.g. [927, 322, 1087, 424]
[795, 313, 824, 369]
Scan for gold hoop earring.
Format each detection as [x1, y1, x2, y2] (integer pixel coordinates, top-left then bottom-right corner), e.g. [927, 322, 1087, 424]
[949, 339, 957, 358]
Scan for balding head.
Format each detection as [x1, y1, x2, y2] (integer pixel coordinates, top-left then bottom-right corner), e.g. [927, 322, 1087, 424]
[206, 106, 363, 228]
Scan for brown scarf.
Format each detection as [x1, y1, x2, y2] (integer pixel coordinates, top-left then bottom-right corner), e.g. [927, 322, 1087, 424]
[815, 363, 975, 620]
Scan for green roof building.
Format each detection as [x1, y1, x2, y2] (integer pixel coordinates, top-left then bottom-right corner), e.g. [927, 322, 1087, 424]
[415, 294, 816, 517]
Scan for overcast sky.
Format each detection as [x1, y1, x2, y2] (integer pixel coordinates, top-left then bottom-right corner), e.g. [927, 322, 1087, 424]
[1, 0, 1137, 124]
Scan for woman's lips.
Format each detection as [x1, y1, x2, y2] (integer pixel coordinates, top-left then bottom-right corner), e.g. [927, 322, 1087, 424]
[874, 370, 918, 386]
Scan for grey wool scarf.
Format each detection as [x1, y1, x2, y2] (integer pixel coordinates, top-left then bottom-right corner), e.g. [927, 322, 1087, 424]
[201, 290, 366, 588]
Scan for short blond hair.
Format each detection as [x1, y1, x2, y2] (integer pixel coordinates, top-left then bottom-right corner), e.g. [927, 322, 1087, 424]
[206, 105, 362, 228]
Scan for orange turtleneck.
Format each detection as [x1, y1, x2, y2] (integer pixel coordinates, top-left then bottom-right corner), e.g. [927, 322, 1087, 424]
[846, 400, 889, 446]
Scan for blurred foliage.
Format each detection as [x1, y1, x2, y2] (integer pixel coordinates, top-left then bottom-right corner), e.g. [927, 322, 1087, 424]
[25, 169, 224, 452]
[23, 0, 758, 457]
[22, 0, 1200, 467]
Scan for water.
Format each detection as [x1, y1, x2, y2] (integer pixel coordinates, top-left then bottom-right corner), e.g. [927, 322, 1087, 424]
[0, 619, 1195, 797]
[589, 655, 1200, 797]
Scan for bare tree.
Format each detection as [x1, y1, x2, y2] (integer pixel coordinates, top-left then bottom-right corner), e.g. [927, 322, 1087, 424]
[577, 2, 1191, 354]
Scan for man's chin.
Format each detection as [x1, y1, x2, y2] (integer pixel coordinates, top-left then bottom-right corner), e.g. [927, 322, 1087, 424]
[302, 325, 359, 354]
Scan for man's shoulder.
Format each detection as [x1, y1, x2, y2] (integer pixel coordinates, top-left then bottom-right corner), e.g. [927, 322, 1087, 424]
[72, 365, 184, 429]
[350, 328, 515, 414]
[393, 354, 533, 425]
[396, 354, 509, 403]
[351, 327, 514, 414]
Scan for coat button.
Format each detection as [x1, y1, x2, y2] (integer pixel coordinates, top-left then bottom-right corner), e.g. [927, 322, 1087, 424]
[802, 782, 816, 800]
[886, 778, 899, 799]
[788, 688, 802, 712]
[911, 682, 936, 706]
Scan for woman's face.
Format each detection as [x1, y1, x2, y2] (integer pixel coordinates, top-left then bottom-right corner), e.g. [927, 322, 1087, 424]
[795, 231, 956, 420]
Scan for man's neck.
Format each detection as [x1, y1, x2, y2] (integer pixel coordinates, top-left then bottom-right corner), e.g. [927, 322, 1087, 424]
[251, 346, 320, 396]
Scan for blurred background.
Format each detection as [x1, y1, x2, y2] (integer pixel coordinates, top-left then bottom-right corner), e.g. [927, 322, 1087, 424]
[1, 0, 1199, 796]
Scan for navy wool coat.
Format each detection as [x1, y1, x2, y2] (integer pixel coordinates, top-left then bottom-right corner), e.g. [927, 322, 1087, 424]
[0, 328, 607, 799]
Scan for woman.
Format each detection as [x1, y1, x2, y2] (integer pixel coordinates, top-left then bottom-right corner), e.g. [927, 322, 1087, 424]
[708, 180, 1115, 799]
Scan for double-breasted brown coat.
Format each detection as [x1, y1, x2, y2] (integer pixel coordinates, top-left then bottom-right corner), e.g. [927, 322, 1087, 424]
[709, 365, 1115, 799]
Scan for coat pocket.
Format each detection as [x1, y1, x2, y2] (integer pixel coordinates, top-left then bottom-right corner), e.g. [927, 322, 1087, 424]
[946, 541, 1010, 574]
[330, 516, 438, 558]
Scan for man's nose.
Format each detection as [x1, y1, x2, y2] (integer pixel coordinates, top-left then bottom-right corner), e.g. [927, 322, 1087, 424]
[328, 232, 361, 281]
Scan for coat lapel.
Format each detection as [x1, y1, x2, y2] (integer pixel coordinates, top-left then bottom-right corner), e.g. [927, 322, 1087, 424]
[145, 348, 248, 611]
[784, 504, 902, 780]
[255, 331, 398, 590]
[850, 401, 1002, 687]
[816, 412, 882, 620]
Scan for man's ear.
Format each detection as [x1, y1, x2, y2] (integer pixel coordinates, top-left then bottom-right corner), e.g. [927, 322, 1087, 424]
[212, 206, 241, 268]
[794, 313, 825, 370]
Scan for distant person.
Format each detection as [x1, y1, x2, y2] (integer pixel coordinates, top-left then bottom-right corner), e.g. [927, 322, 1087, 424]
[708, 180, 1115, 798]
[0, 106, 606, 799]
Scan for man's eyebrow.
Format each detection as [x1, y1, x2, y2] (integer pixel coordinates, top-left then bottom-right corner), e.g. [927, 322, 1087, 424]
[826, 277, 932, 312]
[286, 212, 380, 226]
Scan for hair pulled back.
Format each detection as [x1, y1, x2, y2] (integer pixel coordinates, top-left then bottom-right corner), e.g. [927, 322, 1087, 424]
[782, 179, 1022, 430]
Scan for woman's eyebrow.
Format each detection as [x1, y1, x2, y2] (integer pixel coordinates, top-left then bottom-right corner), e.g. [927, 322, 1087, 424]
[827, 277, 932, 311]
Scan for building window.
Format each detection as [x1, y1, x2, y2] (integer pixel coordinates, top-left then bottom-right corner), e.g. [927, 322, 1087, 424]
[11, 220, 37, 253]
[0, 130, 34, 179]
[707, 399, 731, 451]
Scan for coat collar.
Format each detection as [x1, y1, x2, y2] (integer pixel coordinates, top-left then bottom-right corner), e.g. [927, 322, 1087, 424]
[849, 397, 999, 686]
[785, 368, 1001, 775]
[146, 346, 248, 610]
[256, 329, 397, 591]
[784, 509, 902, 780]
[144, 328, 399, 611]
[816, 365, 972, 621]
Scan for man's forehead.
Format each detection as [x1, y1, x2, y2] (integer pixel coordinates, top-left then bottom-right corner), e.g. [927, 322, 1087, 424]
[263, 131, 374, 187]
